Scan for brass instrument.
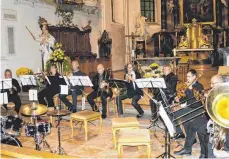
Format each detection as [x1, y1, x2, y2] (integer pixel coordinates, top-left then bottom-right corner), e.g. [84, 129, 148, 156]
[206, 83, 229, 150]
[100, 68, 112, 94]
[135, 61, 145, 77]
[176, 71, 204, 99]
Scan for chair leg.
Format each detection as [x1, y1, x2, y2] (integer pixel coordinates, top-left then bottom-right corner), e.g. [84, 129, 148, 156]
[118, 144, 122, 158]
[50, 116, 53, 125]
[70, 118, 74, 138]
[113, 129, 117, 149]
[99, 116, 102, 135]
[107, 99, 110, 116]
[147, 144, 151, 158]
[84, 120, 88, 141]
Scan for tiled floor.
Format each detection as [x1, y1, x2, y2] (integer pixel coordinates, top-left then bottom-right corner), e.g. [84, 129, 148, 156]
[13, 108, 202, 158]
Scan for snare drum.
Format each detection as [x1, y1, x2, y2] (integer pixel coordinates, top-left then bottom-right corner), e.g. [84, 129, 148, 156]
[25, 121, 51, 137]
[3, 116, 23, 136]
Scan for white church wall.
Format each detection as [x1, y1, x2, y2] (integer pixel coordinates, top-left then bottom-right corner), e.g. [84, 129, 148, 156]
[1, 0, 103, 77]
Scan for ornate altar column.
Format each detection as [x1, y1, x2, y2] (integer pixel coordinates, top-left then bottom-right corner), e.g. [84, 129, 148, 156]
[216, 0, 222, 28]
[173, 0, 179, 27]
[161, 0, 167, 31]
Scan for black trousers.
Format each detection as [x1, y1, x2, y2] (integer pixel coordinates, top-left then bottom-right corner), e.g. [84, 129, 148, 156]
[87, 90, 109, 115]
[8, 94, 21, 113]
[116, 94, 144, 115]
[59, 89, 82, 111]
[38, 88, 58, 107]
[184, 115, 208, 155]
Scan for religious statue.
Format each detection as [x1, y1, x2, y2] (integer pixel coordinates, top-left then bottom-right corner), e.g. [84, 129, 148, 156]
[178, 35, 189, 49]
[198, 33, 210, 48]
[26, 17, 55, 70]
[98, 30, 112, 59]
[82, 20, 92, 32]
[135, 14, 146, 41]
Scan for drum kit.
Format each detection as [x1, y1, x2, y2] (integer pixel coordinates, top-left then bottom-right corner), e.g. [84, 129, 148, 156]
[0, 103, 70, 155]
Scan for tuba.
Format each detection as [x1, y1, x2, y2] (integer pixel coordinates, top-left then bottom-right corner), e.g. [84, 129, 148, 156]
[206, 83, 229, 150]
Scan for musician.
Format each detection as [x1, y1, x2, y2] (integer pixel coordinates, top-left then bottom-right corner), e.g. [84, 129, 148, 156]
[59, 60, 86, 113]
[116, 63, 144, 118]
[38, 64, 60, 107]
[86, 64, 113, 119]
[206, 75, 229, 158]
[149, 64, 178, 120]
[3, 69, 21, 113]
[174, 69, 208, 157]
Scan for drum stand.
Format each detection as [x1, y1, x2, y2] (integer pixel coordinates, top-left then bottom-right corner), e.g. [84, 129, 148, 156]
[54, 116, 66, 155]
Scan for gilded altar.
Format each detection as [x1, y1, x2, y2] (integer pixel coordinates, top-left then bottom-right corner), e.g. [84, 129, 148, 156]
[178, 19, 212, 49]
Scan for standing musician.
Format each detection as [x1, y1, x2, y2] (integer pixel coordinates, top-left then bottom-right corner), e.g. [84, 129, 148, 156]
[173, 69, 208, 157]
[149, 64, 178, 120]
[116, 63, 144, 118]
[86, 64, 113, 119]
[38, 64, 60, 107]
[59, 60, 86, 113]
[206, 75, 229, 158]
[3, 69, 21, 113]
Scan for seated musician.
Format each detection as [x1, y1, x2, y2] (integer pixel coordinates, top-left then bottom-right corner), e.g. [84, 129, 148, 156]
[86, 64, 113, 119]
[173, 69, 208, 157]
[3, 69, 21, 113]
[116, 63, 144, 118]
[59, 60, 86, 113]
[206, 75, 229, 158]
[38, 64, 60, 107]
[149, 64, 178, 120]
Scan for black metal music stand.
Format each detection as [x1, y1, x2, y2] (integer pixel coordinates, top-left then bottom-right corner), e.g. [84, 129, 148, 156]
[0, 79, 12, 109]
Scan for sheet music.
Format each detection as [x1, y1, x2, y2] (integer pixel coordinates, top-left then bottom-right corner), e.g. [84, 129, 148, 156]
[80, 76, 93, 87]
[135, 78, 166, 89]
[0, 92, 8, 104]
[158, 103, 176, 137]
[29, 89, 38, 101]
[0, 79, 12, 89]
[19, 75, 36, 86]
[60, 85, 68, 95]
[69, 76, 93, 87]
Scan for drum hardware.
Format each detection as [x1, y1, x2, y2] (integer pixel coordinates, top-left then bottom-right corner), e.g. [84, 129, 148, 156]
[47, 109, 70, 155]
[20, 103, 50, 151]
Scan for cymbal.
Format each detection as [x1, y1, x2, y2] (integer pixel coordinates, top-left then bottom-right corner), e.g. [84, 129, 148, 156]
[1, 107, 7, 116]
[47, 109, 70, 117]
[20, 103, 48, 117]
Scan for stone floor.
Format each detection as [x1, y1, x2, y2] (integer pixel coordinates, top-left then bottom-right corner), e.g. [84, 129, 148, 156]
[14, 106, 202, 158]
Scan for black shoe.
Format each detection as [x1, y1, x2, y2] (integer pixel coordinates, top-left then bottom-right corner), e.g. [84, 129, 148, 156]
[173, 133, 185, 140]
[102, 114, 107, 119]
[71, 109, 76, 113]
[174, 148, 191, 156]
[199, 154, 205, 158]
[137, 113, 144, 118]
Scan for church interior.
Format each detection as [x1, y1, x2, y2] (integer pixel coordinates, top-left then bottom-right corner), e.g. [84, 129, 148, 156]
[1, 0, 229, 158]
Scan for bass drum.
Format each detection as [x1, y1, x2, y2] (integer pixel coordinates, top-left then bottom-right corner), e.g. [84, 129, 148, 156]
[1, 136, 22, 147]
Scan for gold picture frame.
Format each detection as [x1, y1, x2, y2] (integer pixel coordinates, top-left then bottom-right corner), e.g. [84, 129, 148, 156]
[179, 0, 216, 25]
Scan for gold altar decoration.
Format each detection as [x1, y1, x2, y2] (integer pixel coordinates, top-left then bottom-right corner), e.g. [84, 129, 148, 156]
[178, 19, 211, 49]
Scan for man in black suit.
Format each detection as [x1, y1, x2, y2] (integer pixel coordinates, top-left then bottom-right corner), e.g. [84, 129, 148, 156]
[173, 69, 208, 157]
[59, 60, 86, 113]
[87, 64, 113, 119]
[116, 63, 144, 118]
[150, 64, 178, 120]
[3, 69, 21, 113]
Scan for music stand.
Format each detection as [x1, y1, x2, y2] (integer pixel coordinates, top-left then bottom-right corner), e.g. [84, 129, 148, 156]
[156, 103, 176, 158]
[135, 78, 168, 129]
[69, 76, 93, 110]
[0, 79, 12, 107]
